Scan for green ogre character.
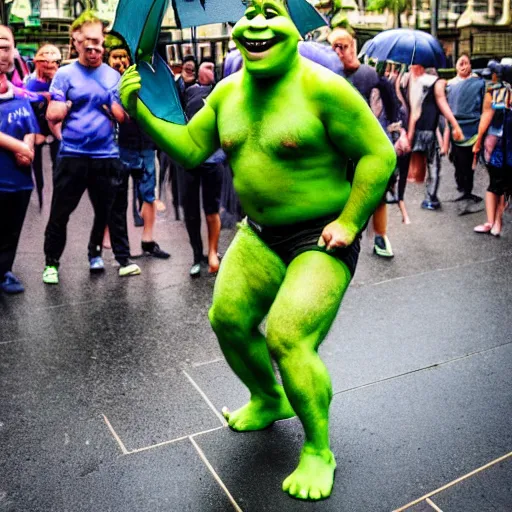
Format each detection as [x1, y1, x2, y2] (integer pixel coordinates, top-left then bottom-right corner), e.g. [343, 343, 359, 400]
[120, 0, 396, 501]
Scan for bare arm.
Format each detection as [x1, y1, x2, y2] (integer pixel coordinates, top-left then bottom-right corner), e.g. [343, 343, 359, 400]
[0, 132, 32, 155]
[473, 92, 494, 154]
[120, 65, 219, 168]
[14, 134, 36, 167]
[434, 80, 463, 141]
[110, 102, 127, 124]
[46, 100, 70, 123]
[24, 134, 35, 151]
[48, 120, 62, 140]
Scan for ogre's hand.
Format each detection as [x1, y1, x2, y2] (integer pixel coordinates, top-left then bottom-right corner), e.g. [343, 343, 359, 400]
[120, 65, 142, 118]
[318, 220, 356, 251]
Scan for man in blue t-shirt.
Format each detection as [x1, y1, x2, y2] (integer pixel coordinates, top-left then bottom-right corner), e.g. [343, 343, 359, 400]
[43, 11, 140, 285]
[0, 25, 39, 294]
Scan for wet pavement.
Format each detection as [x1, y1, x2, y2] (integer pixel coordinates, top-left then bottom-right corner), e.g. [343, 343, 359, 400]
[1, 152, 511, 511]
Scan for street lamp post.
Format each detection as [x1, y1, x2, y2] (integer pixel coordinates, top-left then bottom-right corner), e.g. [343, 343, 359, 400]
[0, 1, 6, 25]
[430, 0, 439, 38]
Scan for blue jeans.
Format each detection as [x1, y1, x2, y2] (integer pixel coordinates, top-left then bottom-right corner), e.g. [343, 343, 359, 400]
[120, 148, 156, 204]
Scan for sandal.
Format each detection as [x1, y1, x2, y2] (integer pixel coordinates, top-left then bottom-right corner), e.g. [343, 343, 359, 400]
[474, 222, 493, 233]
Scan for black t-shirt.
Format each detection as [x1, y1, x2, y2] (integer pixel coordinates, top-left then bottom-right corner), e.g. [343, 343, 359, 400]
[118, 119, 155, 151]
[184, 83, 214, 120]
[344, 65, 398, 123]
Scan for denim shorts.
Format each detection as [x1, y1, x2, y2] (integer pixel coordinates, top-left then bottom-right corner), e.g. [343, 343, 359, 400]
[120, 148, 156, 203]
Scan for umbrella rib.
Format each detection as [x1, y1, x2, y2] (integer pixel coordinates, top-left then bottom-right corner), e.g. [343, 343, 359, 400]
[171, 0, 183, 29]
[411, 39, 416, 66]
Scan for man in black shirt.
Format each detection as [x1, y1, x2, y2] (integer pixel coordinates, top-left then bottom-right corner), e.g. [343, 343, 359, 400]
[330, 27, 397, 258]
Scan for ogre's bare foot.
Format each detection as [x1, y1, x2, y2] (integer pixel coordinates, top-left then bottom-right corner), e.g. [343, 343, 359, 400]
[208, 251, 220, 274]
[282, 445, 336, 501]
[222, 392, 295, 431]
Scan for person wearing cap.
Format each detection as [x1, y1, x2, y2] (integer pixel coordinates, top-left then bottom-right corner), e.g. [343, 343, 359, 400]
[25, 44, 62, 209]
[43, 10, 140, 285]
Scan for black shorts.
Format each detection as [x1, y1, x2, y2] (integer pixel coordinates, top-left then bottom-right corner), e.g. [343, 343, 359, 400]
[487, 164, 511, 197]
[247, 214, 361, 277]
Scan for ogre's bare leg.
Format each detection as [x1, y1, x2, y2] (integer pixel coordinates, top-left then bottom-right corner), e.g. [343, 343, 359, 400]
[209, 223, 295, 431]
[266, 251, 352, 500]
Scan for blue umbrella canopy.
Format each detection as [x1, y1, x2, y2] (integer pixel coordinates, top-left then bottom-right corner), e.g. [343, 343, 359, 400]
[171, 0, 246, 28]
[174, 0, 326, 36]
[363, 29, 446, 69]
[286, 0, 328, 37]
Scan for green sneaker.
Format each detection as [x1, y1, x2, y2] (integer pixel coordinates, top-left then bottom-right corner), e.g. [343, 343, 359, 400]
[43, 265, 59, 285]
[118, 261, 141, 277]
[374, 235, 394, 258]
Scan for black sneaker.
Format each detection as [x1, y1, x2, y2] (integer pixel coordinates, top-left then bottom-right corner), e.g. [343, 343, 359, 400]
[458, 199, 485, 216]
[421, 200, 441, 211]
[141, 241, 170, 259]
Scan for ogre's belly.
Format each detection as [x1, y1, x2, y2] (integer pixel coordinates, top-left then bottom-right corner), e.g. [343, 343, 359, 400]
[217, 94, 351, 225]
[231, 154, 352, 226]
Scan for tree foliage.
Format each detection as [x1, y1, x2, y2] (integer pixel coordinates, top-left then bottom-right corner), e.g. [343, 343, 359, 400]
[366, 0, 409, 13]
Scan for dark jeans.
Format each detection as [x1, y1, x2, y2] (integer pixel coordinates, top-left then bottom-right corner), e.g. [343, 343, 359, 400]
[89, 164, 131, 264]
[158, 150, 184, 220]
[32, 139, 60, 209]
[397, 153, 411, 201]
[424, 147, 442, 203]
[183, 162, 223, 263]
[0, 189, 32, 277]
[44, 157, 122, 267]
[452, 144, 475, 196]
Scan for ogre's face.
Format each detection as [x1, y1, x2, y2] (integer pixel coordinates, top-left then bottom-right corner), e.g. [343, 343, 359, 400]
[232, 0, 300, 77]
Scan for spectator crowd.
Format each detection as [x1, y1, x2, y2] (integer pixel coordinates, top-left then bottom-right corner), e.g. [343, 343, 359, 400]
[0, 10, 510, 295]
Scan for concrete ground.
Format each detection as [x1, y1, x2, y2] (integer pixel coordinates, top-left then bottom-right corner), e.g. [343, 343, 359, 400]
[1, 152, 511, 512]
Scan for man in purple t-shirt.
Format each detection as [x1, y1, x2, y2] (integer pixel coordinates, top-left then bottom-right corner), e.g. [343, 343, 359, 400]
[43, 12, 140, 285]
[0, 25, 39, 294]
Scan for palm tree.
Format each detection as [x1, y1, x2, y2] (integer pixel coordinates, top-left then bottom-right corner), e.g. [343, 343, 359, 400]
[366, 0, 410, 28]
